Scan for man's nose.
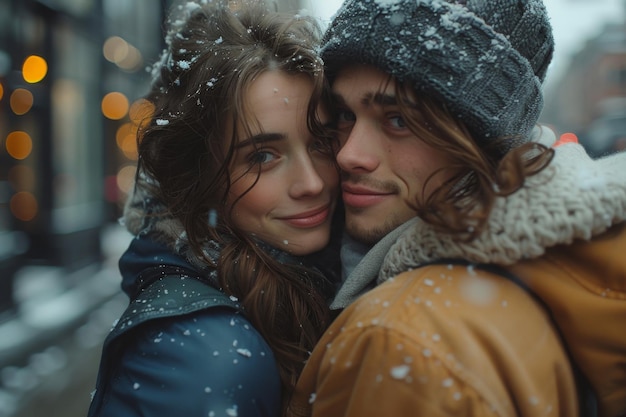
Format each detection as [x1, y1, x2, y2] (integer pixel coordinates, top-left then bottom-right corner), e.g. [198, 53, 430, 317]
[336, 121, 380, 173]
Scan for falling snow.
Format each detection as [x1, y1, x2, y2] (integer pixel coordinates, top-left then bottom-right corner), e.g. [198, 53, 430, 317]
[390, 365, 410, 379]
[236, 348, 252, 358]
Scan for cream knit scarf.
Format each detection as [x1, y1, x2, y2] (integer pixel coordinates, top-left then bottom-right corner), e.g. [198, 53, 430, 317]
[380, 128, 626, 282]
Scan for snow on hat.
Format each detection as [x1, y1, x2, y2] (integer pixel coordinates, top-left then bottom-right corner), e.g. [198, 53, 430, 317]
[321, 0, 555, 153]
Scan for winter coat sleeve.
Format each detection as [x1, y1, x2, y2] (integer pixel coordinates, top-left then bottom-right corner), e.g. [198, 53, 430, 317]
[288, 264, 579, 417]
[94, 308, 281, 417]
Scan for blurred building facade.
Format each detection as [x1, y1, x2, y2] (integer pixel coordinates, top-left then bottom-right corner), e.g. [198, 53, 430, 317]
[0, 0, 306, 317]
[543, 21, 626, 157]
[0, 0, 164, 316]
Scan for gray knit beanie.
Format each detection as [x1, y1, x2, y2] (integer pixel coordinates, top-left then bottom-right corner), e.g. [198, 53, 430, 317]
[321, 0, 554, 153]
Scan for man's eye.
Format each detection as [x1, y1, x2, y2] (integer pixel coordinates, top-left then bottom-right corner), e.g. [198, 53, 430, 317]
[389, 115, 406, 129]
[248, 151, 276, 165]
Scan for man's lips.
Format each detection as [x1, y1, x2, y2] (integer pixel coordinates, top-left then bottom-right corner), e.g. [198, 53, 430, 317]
[278, 205, 330, 228]
[342, 184, 393, 209]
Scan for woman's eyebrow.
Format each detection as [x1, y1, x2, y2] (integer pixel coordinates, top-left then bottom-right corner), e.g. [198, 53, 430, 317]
[371, 92, 398, 107]
[330, 92, 347, 106]
[235, 132, 285, 149]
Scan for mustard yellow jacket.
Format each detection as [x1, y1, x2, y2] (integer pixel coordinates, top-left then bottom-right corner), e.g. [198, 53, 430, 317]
[288, 133, 626, 417]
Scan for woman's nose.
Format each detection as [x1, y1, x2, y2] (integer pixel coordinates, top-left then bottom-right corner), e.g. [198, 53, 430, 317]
[289, 157, 326, 198]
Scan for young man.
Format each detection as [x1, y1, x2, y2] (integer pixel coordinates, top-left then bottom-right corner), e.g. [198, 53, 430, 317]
[288, 1, 626, 416]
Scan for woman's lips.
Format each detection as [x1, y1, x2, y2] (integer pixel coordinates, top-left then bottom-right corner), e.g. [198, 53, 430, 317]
[279, 205, 330, 228]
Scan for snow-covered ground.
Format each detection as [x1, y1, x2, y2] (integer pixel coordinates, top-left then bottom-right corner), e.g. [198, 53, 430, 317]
[0, 223, 131, 417]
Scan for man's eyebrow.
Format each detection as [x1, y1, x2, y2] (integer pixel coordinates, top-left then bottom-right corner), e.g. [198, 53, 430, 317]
[331, 91, 399, 107]
[235, 133, 284, 149]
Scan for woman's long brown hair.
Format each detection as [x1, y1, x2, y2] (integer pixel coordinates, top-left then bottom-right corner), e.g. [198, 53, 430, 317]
[135, 2, 336, 411]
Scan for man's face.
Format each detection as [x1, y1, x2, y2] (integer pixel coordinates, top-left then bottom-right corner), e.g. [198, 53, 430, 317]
[333, 64, 454, 244]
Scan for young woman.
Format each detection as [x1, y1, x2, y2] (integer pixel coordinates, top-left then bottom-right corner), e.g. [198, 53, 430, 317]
[87, 3, 340, 417]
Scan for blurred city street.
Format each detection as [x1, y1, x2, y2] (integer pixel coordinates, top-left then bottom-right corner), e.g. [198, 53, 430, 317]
[0, 223, 131, 417]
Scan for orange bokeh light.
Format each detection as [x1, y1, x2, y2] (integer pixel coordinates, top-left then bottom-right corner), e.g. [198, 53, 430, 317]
[101, 92, 129, 120]
[10, 88, 34, 115]
[22, 55, 48, 83]
[117, 165, 136, 195]
[6, 131, 33, 160]
[129, 98, 155, 123]
[10, 191, 38, 221]
[116, 122, 138, 160]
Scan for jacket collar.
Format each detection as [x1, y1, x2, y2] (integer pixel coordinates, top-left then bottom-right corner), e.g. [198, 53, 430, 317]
[331, 218, 418, 309]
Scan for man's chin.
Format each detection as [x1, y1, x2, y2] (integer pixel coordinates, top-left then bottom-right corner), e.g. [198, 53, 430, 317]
[345, 217, 400, 246]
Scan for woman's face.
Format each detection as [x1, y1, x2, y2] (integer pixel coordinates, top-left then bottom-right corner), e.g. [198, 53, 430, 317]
[226, 71, 339, 256]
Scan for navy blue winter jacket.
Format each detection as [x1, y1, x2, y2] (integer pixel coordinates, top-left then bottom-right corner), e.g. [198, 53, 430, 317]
[87, 236, 281, 417]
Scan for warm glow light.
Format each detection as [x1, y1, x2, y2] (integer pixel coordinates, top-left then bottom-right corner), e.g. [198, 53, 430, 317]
[560, 132, 578, 143]
[117, 44, 143, 71]
[117, 165, 136, 195]
[129, 98, 155, 124]
[10, 191, 38, 221]
[22, 55, 48, 83]
[104, 175, 119, 203]
[101, 92, 129, 120]
[115, 123, 138, 160]
[10, 88, 34, 115]
[103, 36, 143, 72]
[8, 165, 36, 191]
[103, 36, 129, 63]
[121, 135, 138, 160]
[115, 122, 134, 148]
[554, 132, 579, 147]
[129, 98, 154, 140]
[0, 82, 4, 101]
[6, 131, 33, 160]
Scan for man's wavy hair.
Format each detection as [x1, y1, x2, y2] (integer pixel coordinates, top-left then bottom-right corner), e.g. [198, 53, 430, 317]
[393, 80, 555, 240]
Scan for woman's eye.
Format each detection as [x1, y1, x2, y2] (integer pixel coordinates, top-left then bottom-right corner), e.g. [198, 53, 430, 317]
[337, 110, 356, 124]
[388, 115, 406, 129]
[248, 151, 276, 165]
